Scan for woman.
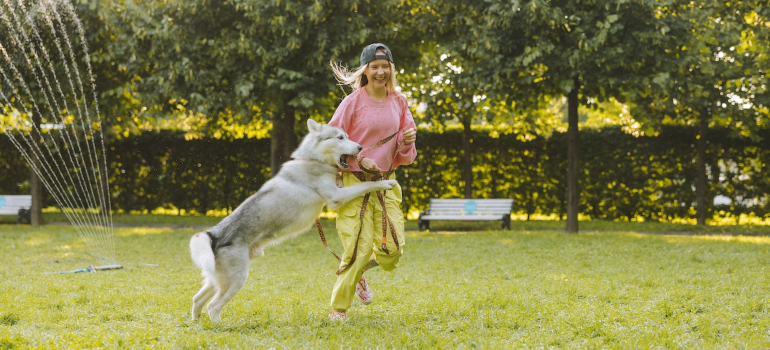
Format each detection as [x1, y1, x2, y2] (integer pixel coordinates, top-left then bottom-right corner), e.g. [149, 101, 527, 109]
[327, 43, 417, 321]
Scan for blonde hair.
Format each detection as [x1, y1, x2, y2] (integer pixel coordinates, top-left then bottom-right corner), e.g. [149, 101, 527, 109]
[330, 58, 399, 94]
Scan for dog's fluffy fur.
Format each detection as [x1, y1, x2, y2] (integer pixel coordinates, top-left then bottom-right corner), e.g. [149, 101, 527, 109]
[189, 119, 397, 322]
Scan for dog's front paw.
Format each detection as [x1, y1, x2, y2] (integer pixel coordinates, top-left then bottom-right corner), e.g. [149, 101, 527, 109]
[379, 179, 398, 189]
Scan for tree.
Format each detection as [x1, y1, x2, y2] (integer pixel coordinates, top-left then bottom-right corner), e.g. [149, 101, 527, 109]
[631, 0, 769, 225]
[471, 0, 668, 232]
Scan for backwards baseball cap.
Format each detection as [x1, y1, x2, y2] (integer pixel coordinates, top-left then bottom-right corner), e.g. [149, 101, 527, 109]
[360, 43, 393, 66]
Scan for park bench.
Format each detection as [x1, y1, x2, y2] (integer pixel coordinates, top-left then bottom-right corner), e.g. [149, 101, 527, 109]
[417, 198, 514, 231]
[0, 195, 32, 224]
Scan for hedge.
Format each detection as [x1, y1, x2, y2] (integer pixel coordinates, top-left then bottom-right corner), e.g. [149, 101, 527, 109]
[1, 126, 768, 220]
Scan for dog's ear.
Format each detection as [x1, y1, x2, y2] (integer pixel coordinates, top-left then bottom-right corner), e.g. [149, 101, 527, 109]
[307, 119, 322, 133]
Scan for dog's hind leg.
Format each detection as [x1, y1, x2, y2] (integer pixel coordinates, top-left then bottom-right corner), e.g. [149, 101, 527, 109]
[207, 250, 249, 322]
[192, 277, 216, 320]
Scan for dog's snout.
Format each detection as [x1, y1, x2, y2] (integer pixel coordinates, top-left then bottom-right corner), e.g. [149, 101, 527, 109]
[357, 145, 363, 152]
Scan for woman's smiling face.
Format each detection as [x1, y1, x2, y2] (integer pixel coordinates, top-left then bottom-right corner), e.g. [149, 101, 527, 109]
[364, 50, 391, 89]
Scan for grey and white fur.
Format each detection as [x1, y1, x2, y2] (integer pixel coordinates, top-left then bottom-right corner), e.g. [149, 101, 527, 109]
[189, 119, 397, 322]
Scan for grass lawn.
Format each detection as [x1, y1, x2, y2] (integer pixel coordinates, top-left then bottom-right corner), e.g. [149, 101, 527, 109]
[0, 221, 769, 348]
[5, 210, 770, 235]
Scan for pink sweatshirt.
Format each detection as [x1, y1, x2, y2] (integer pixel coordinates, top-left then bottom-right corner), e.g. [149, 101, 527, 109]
[329, 88, 417, 172]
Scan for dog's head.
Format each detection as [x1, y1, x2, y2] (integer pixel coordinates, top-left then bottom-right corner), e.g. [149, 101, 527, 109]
[293, 119, 362, 169]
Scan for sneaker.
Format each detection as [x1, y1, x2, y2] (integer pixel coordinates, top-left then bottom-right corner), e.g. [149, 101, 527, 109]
[329, 309, 348, 321]
[355, 275, 373, 305]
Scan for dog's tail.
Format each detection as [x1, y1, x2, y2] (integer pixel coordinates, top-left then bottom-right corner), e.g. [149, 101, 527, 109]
[190, 232, 216, 274]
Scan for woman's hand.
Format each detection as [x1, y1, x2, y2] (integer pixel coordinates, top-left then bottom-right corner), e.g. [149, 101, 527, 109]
[359, 157, 381, 171]
[403, 128, 416, 145]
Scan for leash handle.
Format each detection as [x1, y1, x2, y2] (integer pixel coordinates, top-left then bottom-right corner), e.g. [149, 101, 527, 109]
[356, 129, 406, 178]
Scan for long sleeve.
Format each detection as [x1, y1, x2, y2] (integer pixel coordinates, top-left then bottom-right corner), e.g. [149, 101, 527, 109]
[329, 95, 354, 131]
[327, 89, 417, 172]
[394, 95, 417, 166]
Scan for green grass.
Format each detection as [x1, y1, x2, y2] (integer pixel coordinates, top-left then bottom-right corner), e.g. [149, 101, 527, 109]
[0, 212, 223, 226]
[415, 218, 770, 235]
[1, 223, 769, 348]
[5, 210, 769, 235]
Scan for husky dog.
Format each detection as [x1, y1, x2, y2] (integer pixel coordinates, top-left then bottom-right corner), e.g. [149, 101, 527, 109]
[189, 119, 397, 322]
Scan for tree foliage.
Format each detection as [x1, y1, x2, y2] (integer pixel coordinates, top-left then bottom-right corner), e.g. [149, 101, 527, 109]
[82, 0, 423, 172]
[631, 0, 769, 224]
[633, 0, 768, 133]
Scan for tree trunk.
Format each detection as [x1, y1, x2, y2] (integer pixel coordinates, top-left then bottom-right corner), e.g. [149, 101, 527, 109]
[565, 77, 580, 233]
[270, 99, 297, 177]
[462, 117, 473, 199]
[696, 117, 708, 226]
[30, 114, 43, 226]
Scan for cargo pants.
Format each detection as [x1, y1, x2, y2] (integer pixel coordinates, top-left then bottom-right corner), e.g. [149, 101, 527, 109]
[330, 172, 405, 311]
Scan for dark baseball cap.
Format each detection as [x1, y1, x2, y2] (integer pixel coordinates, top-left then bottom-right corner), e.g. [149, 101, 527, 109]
[360, 43, 393, 66]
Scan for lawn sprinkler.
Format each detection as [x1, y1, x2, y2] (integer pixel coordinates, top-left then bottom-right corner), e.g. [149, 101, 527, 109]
[57, 264, 124, 274]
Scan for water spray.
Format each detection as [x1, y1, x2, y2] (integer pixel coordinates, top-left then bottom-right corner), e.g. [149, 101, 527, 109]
[1, 0, 117, 266]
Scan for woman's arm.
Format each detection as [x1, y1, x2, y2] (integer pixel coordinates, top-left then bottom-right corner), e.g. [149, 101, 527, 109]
[394, 95, 417, 166]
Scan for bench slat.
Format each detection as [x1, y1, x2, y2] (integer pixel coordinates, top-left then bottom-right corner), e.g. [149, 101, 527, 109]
[430, 202, 513, 207]
[420, 215, 504, 221]
[430, 200, 513, 203]
[427, 199, 513, 216]
[427, 210, 511, 215]
[429, 204, 512, 209]
[0, 195, 32, 215]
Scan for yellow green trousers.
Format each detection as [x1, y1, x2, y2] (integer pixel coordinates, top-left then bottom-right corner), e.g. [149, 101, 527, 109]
[330, 172, 406, 311]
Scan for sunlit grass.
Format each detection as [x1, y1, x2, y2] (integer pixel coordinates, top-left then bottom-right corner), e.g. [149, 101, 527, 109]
[3, 208, 223, 226]
[422, 218, 770, 235]
[2, 207, 768, 236]
[1, 223, 769, 348]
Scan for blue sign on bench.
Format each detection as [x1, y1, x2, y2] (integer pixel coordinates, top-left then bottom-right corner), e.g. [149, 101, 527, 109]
[464, 200, 477, 214]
